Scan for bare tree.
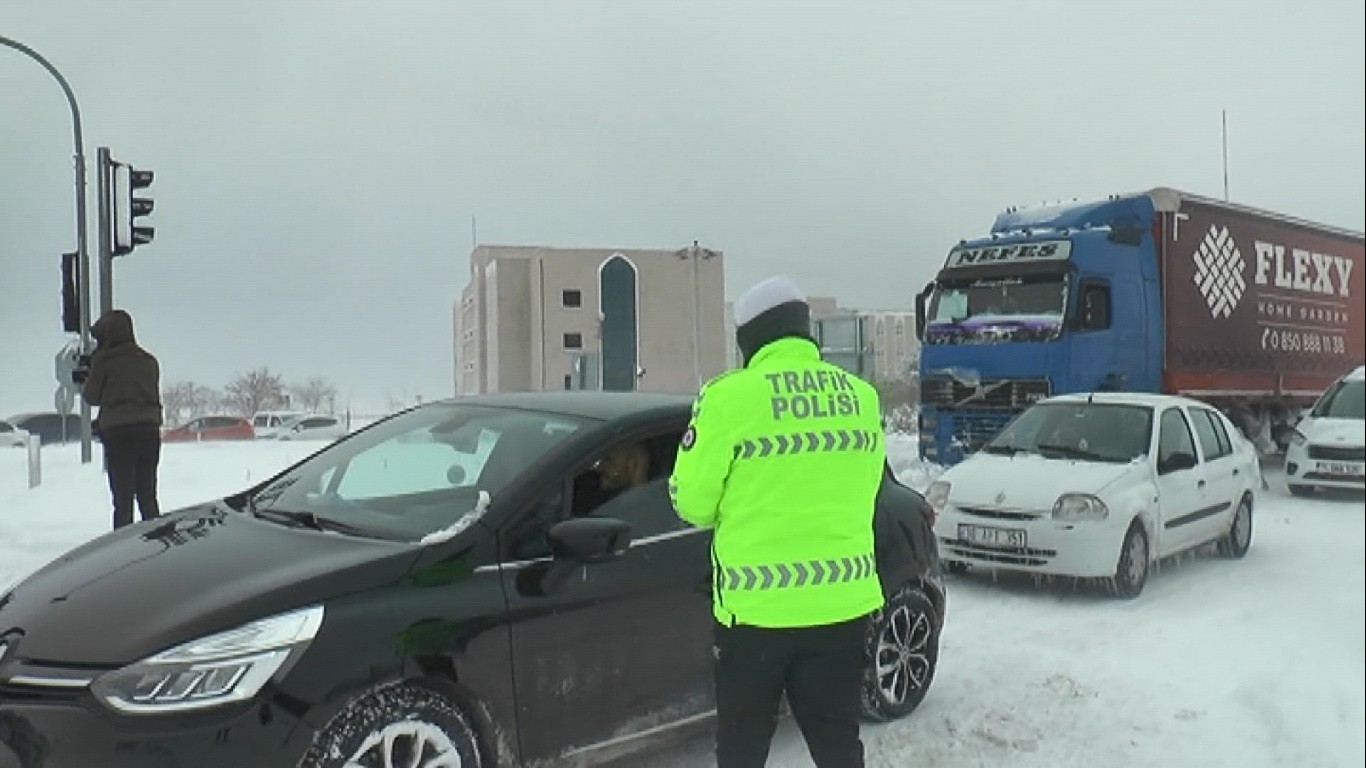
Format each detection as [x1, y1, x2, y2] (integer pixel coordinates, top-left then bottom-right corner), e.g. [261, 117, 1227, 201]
[190, 385, 221, 418]
[161, 381, 198, 426]
[223, 368, 287, 417]
[291, 377, 339, 414]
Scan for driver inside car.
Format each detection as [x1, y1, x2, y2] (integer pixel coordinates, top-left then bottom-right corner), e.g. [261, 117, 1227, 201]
[572, 442, 651, 516]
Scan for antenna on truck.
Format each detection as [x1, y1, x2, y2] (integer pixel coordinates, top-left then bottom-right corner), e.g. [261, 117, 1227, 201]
[1221, 109, 1230, 202]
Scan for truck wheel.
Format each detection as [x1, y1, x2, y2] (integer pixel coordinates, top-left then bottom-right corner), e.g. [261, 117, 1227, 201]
[1108, 522, 1149, 599]
[300, 682, 483, 768]
[860, 586, 939, 722]
[1216, 495, 1252, 558]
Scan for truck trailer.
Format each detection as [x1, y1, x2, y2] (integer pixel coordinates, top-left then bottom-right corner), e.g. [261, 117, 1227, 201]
[915, 187, 1365, 465]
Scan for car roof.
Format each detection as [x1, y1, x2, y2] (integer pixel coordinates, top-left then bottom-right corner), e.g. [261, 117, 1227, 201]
[1043, 392, 1214, 410]
[1345, 365, 1366, 383]
[437, 390, 695, 421]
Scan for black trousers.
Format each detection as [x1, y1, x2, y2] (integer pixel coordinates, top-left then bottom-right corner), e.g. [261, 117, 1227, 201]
[102, 426, 162, 529]
[713, 615, 869, 768]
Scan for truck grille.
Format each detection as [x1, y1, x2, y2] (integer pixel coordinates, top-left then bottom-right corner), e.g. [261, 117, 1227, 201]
[1308, 445, 1366, 462]
[921, 377, 1051, 409]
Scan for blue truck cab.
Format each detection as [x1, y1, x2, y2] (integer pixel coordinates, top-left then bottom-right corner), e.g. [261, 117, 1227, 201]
[914, 187, 1366, 466]
[915, 193, 1170, 466]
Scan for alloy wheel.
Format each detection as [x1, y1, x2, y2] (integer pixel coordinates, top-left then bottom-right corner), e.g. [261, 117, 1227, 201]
[344, 720, 464, 768]
[874, 604, 932, 705]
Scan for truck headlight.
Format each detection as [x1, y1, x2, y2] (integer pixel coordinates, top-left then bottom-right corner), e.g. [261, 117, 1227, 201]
[925, 480, 952, 510]
[92, 605, 324, 714]
[1052, 494, 1109, 521]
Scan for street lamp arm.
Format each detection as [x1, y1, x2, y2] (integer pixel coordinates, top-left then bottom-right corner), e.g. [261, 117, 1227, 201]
[1, 34, 95, 465]
[0, 35, 85, 154]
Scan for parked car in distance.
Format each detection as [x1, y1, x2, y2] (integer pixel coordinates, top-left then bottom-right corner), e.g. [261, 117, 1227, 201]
[0, 419, 30, 448]
[273, 414, 347, 442]
[162, 416, 255, 443]
[0, 391, 944, 768]
[928, 392, 1259, 598]
[1285, 365, 1365, 496]
[4, 412, 81, 446]
[251, 410, 306, 439]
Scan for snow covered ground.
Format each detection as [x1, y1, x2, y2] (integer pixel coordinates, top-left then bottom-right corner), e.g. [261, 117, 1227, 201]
[2, 436, 1363, 767]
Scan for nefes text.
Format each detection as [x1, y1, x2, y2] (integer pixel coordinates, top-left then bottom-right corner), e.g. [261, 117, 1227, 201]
[1253, 241, 1354, 297]
[765, 370, 863, 421]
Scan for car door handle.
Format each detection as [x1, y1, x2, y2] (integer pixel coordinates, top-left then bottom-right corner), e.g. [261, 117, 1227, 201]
[1197, 479, 1207, 489]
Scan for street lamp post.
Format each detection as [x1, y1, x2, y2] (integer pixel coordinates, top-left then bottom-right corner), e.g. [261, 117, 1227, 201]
[2, 35, 95, 463]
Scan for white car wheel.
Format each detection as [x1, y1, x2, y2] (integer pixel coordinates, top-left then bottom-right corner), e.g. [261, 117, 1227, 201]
[1217, 496, 1253, 559]
[1108, 523, 1149, 599]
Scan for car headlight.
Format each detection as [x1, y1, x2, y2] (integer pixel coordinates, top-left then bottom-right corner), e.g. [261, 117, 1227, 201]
[925, 480, 951, 510]
[92, 605, 324, 714]
[1290, 429, 1307, 447]
[1052, 493, 1109, 521]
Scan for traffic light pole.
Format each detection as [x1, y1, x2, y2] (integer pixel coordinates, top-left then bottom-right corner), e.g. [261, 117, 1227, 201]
[97, 147, 113, 317]
[2, 35, 95, 464]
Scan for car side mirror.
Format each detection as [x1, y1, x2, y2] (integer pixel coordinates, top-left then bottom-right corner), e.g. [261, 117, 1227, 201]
[548, 517, 631, 563]
[1159, 451, 1197, 474]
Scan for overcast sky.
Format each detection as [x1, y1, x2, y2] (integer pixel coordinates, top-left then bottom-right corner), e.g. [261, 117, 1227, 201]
[3, 0, 1363, 417]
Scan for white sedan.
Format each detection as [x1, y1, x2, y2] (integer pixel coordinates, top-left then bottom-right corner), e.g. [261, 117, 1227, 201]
[1285, 365, 1365, 495]
[927, 393, 1260, 598]
[273, 414, 349, 442]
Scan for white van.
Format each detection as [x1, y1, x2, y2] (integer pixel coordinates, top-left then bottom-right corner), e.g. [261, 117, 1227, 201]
[251, 410, 306, 439]
[1285, 365, 1365, 495]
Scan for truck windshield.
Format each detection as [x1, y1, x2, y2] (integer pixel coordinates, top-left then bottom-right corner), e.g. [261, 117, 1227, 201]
[984, 402, 1153, 463]
[924, 276, 1067, 344]
[1311, 379, 1365, 420]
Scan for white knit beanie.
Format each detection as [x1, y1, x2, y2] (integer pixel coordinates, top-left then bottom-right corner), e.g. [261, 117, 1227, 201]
[734, 276, 806, 327]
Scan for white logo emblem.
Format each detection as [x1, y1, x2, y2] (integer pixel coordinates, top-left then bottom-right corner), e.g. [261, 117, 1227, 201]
[1192, 224, 1247, 319]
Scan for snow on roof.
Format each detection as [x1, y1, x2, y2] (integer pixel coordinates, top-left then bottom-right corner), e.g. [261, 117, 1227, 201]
[1345, 365, 1366, 382]
[1044, 391, 1201, 409]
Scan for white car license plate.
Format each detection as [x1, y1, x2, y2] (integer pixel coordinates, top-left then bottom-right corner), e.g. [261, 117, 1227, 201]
[959, 523, 1026, 549]
[1317, 461, 1365, 478]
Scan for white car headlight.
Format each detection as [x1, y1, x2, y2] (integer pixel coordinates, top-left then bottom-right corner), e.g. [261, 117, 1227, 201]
[1052, 493, 1109, 521]
[92, 605, 324, 714]
[925, 480, 952, 511]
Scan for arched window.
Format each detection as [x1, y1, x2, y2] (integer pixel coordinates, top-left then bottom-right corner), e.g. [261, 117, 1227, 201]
[598, 254, 639, 391]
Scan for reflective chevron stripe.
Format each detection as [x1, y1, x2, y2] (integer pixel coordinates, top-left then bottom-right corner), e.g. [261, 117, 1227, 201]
[720, 553, 877, 591]
[732, 429, 880, 460]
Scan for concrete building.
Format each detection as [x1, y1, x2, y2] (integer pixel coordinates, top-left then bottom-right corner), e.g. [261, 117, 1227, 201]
[814, 309, 919, 382]
[454, 244, 727, 395]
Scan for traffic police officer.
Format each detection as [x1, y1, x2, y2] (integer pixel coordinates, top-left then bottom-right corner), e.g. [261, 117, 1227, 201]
[670, 276, 886, 768]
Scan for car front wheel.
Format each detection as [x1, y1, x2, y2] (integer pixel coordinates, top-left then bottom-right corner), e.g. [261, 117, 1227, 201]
[860, 585, 939, 721]
[1109, 522, 1149, 599]
[300, 682, 483, 768]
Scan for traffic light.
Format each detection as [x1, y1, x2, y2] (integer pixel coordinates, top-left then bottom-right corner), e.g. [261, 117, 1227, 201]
[113, 162, 154, 256]
[60, 251, 80, 333]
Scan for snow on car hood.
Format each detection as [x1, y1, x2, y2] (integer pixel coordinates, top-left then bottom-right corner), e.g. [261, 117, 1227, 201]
[1299, 417, 1366, 447]
[940, 453, 1146, 512]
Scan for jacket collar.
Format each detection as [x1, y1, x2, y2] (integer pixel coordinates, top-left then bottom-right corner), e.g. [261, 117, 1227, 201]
[746, 337, 821, 368]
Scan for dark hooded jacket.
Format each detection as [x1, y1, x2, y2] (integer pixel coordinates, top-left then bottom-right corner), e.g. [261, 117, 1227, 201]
[81, 310, 163, 434]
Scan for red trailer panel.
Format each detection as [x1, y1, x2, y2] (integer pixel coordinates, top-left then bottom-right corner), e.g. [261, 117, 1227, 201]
[1159, 196, 1365, 403]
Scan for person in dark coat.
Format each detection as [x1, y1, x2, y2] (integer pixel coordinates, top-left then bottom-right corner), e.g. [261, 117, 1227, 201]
[75, 309, 164, 528]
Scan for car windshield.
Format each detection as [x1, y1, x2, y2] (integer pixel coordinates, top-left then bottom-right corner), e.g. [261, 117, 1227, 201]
[924, 276, 1067, 344]
[246, 403, 589, 541]
[984, 402, 1153, 463]
[1310, 379, 1365, 420]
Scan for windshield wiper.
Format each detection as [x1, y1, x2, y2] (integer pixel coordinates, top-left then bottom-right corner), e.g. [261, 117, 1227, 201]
[252, 507, 376, 537]
[981, 444, 1025, 456]
[1036, 443, 1107, 462]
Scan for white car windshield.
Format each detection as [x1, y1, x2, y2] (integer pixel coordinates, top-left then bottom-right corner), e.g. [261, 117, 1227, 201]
[1310, 379, 1364, 420]
[245, 403, 589, 541]
[983, 402, 1154, 463]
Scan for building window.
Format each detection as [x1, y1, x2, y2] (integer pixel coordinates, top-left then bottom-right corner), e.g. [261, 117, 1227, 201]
[562, 289, 582, 308]
[563, 332, 583, 350]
